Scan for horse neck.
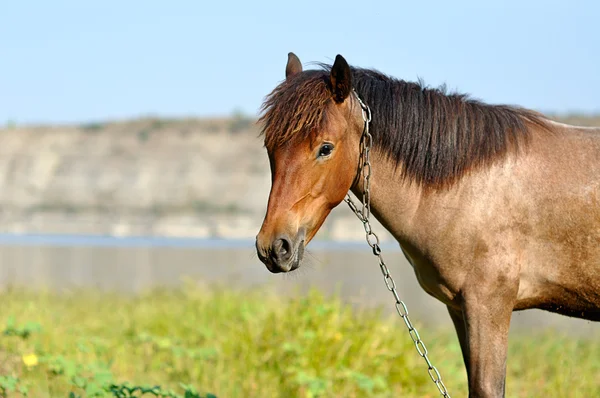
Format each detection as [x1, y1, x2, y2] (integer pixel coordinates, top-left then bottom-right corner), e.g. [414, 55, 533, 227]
[349, 148, 426, 246]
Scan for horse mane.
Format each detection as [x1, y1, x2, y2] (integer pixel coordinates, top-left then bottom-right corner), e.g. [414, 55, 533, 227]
[259, 63, 550, 188]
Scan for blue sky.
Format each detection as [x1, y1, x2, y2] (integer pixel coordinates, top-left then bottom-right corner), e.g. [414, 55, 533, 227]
[1, 1, 598, 124]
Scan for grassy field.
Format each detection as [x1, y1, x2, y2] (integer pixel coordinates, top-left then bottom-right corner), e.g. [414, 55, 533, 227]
[0, 284, 598, 397]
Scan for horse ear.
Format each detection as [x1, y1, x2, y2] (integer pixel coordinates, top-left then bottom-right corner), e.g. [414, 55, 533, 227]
[330, 54, 352, 103]
[286, 52, 303, 80]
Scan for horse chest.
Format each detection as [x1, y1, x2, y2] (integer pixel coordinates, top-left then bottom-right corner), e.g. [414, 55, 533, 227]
[400, 244, 461, 307]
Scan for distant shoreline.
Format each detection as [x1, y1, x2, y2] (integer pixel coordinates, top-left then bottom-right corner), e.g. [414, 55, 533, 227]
[0, 232, 403, 251]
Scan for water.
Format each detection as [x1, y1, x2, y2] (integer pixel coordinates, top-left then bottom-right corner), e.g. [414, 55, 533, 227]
[0, 233, 401, 250]
[0, 233, 597, 337]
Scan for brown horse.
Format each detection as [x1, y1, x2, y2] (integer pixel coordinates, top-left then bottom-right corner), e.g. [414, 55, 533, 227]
[255, 52, 600, 397]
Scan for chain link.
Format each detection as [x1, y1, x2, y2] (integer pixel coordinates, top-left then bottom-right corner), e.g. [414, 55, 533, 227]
[344, 90, 451, 397]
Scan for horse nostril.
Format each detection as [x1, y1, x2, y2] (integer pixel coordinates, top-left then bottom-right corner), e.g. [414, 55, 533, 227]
[271, 237, 292, 263]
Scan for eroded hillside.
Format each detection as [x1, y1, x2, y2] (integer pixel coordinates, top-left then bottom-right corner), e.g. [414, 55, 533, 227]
[0, 113, 598, 240]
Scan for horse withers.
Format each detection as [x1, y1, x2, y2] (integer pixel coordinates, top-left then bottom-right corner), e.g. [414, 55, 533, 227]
[255, 52, 600, 397]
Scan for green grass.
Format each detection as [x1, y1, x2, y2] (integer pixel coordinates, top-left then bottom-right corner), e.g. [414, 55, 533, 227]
[0, 284, 598, 397]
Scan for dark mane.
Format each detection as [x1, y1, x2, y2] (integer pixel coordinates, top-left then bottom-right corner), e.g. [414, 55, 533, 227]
[259, 70, 331, 151]
[259, 64, 549, 187]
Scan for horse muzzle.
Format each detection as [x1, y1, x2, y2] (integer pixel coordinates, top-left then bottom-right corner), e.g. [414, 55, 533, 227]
[255, 232, 305, 273]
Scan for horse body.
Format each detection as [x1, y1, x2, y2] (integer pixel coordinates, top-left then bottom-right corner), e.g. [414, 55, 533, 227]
[255, 52, 600, 397]
[366, 123, 600, 319]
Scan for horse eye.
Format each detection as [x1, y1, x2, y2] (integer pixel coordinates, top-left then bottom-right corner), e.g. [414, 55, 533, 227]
[318, 143, 334, 158]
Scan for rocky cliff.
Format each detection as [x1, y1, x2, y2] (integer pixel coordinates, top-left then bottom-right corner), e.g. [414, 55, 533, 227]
[1, 114, 598, 241]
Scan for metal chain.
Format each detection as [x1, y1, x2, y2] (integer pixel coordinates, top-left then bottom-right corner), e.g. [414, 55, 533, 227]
[344, 90, 451, 397]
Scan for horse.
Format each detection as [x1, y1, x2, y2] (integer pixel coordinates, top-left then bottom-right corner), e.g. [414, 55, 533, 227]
[255, 52, 600, 397]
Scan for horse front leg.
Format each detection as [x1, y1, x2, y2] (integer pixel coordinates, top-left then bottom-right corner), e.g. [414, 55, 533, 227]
[461, 283, 517, 398]
[447, 306, 470, 378]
